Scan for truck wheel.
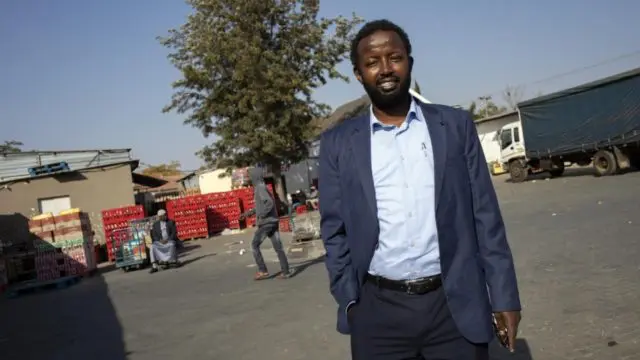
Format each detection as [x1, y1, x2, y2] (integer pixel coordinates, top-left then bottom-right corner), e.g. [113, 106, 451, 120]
[593, 150, 618, 176]
[509, 160, 528, 183]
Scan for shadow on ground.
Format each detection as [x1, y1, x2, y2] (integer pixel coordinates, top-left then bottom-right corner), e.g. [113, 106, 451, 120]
[179, 243, 201, 255]
[490, 338, 533, 359]
[181, 252, 216, 266]
[0, 274, 127, 360]
[502, 165, 640, 183]
[290, 254, 325, 278]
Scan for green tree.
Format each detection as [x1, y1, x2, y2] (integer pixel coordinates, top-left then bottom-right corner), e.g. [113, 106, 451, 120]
[502, 84, 524, 111]
[159, 0, 362, 202]
[0, 140, 23, 153]
[467, 101, 481, 120]
[469, 96, 507, 120]
[141, 161, 183, 177]
[413, 80, 422, 95]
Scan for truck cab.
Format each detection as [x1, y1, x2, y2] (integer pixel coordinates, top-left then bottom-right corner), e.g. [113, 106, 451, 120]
[498, 119, 565, 182]
[499, 120, 525, 165]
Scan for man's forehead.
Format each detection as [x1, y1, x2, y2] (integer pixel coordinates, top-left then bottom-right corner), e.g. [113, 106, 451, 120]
[360, 31, 402, 49]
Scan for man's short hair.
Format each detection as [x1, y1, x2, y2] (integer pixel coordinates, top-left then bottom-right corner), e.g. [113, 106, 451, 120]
[350, 19, 412, 68]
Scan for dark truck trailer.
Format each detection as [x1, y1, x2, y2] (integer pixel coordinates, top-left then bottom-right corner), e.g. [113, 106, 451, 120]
[501, 67, 640, 182]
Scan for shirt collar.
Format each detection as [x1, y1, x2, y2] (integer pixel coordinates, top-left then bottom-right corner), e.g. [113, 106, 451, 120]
[370, 97, 423, 133]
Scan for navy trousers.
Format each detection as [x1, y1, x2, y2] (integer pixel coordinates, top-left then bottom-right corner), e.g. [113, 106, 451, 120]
[350, 281, 489, 360]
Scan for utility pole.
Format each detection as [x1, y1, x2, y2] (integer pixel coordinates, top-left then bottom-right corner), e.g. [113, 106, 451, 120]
[478, 95, 492, 118]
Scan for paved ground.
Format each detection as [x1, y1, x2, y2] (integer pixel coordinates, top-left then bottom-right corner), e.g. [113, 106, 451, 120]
[2, 167, 640, 359]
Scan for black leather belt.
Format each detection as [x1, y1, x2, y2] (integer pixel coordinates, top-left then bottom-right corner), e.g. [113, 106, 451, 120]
[366, 273, 442, 295]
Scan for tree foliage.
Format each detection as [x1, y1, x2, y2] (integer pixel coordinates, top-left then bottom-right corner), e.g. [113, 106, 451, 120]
[467, 98, 507, 120]
[141, 161, 183, 177]
[502, 84, 524, 110]
[159, 0, 362, 178]
[0, 140, 23, 153]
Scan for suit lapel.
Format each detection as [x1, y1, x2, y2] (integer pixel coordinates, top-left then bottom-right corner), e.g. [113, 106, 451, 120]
[350, 115, 378, 217]
[422, 104, 447, 210]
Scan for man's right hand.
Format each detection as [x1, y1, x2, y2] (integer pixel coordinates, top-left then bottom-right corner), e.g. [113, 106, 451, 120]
[494, 311, 522, 353]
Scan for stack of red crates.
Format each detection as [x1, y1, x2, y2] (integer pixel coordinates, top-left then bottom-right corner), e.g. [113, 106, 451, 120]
[165, 184, 286, 239]
[166, 196, 208, 240]
[101, 205, 144, 262]
[166, 193, 243, 240]
[203, 193, 242, 234]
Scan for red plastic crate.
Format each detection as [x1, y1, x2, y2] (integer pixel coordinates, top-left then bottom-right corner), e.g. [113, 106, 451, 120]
[167, 193, 243, 239]
[165, 186, 277, 238]
[101, 205, 144, 261]
[279, 216, 292, 232]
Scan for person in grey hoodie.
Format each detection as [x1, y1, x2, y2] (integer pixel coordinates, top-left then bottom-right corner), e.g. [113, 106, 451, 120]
[240, 167, 293, 280]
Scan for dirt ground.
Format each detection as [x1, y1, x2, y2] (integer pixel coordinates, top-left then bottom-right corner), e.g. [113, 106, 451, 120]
[1, 167, 640, 359]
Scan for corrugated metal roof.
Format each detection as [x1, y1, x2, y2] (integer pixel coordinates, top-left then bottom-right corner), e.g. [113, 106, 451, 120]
[474, 110, 518, 125]
[0, 148, 134, 182]
[311, 94, 370, 133]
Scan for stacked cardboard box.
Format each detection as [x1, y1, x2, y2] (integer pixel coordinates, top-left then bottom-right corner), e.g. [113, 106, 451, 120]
[29, 211, 97, 281]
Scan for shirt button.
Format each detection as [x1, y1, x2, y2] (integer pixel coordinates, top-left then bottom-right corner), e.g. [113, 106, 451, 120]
[404, 183, 409, 188]
[408, 212, 413, 217]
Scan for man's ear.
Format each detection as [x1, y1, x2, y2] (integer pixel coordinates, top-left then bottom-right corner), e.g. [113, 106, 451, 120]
[409, 56, 414, 72]
[353, 66, 363, 84]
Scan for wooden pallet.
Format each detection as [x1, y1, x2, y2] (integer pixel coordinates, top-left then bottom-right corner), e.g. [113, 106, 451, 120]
[5, 275, 81, 299]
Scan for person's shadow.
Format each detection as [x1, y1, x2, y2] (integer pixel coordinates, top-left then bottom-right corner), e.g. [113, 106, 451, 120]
[490, 338, 534, 360]
[0, 213, 128, 360]
[0, 269, 128, 360]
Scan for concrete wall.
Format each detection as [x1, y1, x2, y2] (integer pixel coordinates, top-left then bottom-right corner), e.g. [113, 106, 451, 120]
[180, 175, 200, 190]
[0, 164, 135, 244]
[476, 114, 519, 163]
[199, 169, 232, 194]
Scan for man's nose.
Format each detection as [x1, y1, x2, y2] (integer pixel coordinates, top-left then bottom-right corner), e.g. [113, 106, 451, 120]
[380, 59, 393, 75]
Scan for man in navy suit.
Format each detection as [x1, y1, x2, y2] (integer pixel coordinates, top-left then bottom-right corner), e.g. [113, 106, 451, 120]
[319, 20, 521, 360]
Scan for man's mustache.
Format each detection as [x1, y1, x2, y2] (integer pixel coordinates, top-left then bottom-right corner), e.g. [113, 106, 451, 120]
[376, 76, 400, 86]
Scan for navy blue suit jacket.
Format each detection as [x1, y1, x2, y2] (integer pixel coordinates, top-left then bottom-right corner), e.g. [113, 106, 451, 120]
[318, 103, 521, 343]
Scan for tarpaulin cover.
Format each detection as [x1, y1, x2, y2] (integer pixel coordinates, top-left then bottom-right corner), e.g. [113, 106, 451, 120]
[518, 67, 640, 157]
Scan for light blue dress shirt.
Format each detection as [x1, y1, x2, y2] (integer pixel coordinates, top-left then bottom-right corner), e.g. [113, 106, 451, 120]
[368, 98, 441, 280]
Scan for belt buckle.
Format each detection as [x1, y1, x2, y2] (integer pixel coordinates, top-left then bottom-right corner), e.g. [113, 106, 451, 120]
[407, 278, 432, 295]
[404, 281, 419, 295]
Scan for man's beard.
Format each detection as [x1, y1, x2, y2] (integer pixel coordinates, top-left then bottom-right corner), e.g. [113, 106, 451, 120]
[363, 75, 412, 112]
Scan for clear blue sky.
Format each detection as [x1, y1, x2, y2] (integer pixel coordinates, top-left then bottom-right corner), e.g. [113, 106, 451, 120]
[2, 0, 639, 171]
